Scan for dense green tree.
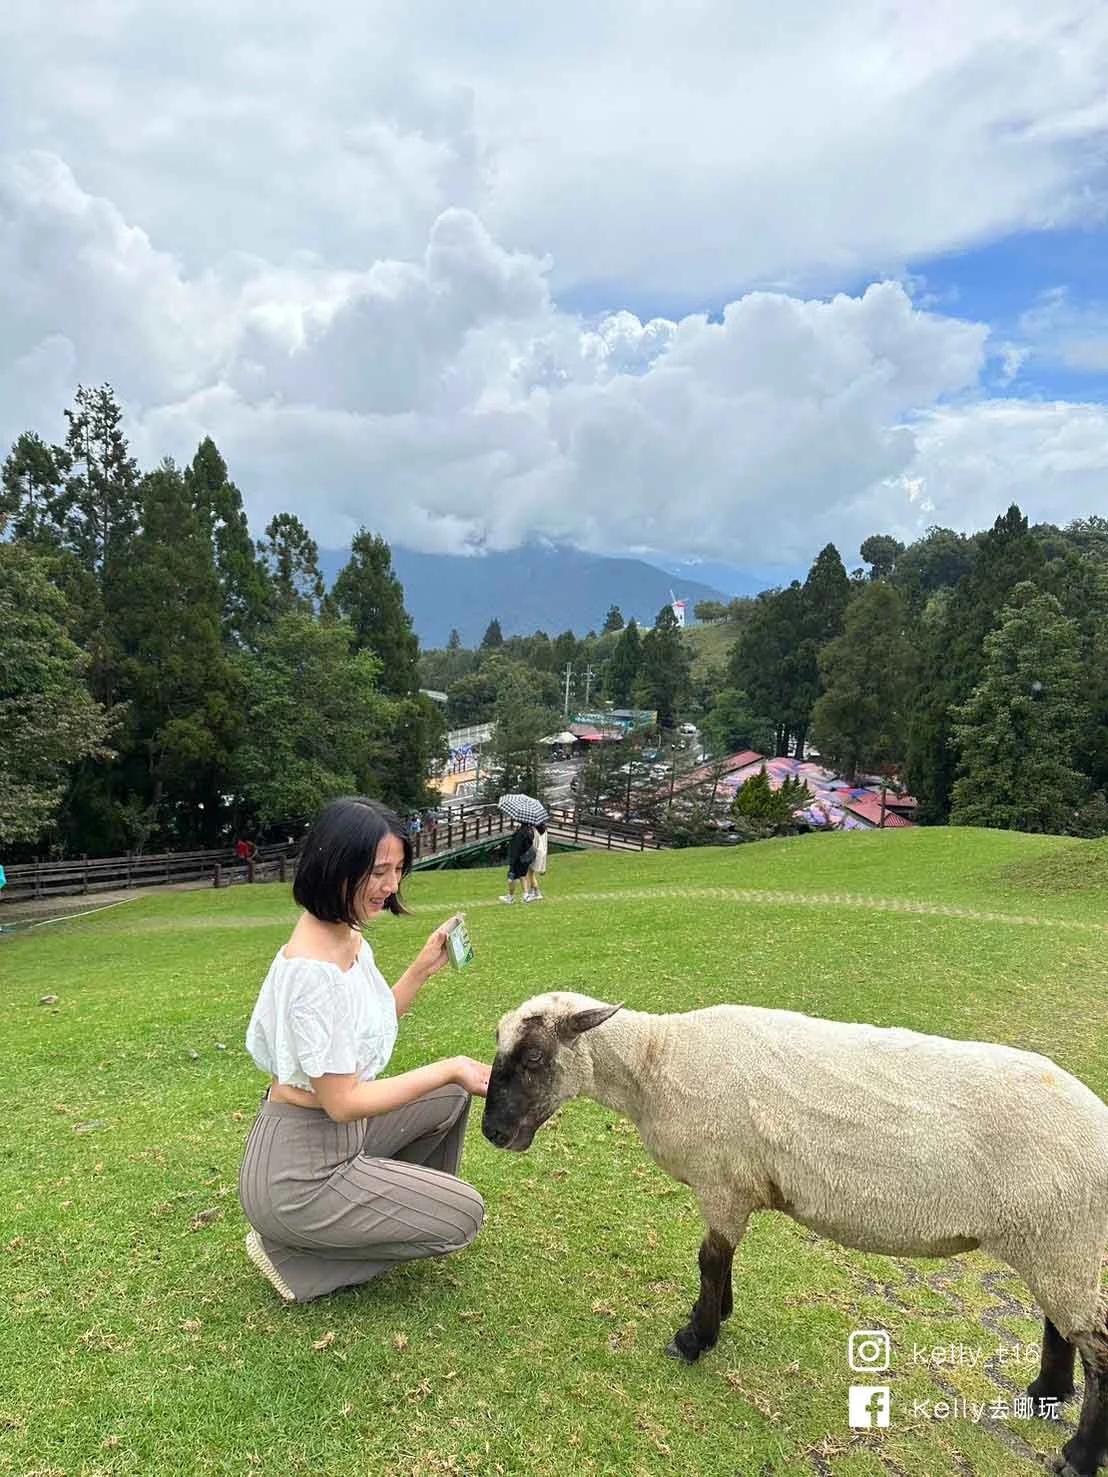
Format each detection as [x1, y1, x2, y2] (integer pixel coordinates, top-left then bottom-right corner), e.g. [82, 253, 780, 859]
[636, 605, 690, 728]
[57, 384, 141, 577]
[859, 534, 905, 580]
[950, 584, 1086, 833]
[729, 584, 808, 755]
[809, 582, 912, 781]
[332, 529, 420, 696]
[606, 619, 642, 705]
[372, 695, 447, 816]
[602, 604, 625, 633]
[893, 526, 978, 612]
[446, 668, 500, 727]
[692, 600, 728, 623]
[731, 767, 811, 826]
[906, 505, 1045, 822]
[259, 512, 325, 615]
[184, 439, 271, 646]
[791, 543, 852, 755]
[481, 618, 504, 649]
[482, 662, 561, 800]
[447, 628, 462, 651]
[103, 462, 236, 849]
[0, 431, 67, 546]
[551, 630, 580, 676]
[230, 613, 390, 832]
[0, 544, 111, 845]
[699, 689, 774, 760]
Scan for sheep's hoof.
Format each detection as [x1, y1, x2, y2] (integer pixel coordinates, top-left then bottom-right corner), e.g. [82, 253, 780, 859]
[667, 1335, 712, 1364]
[1028, 1375, 1077, 1406]
[1048, 1442, 1101, 1476]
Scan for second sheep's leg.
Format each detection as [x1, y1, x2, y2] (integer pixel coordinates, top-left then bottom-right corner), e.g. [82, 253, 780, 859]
[665, 1226, 740, 1364]
[1050, 1329, 1108, 1477]
[1030, 1318, 1078, 1405]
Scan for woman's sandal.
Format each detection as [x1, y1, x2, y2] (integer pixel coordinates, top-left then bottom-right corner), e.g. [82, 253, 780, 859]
[245, 1229, 297, 1303]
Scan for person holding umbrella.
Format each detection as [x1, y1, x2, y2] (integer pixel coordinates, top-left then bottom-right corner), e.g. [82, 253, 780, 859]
[497, 794, 546, 905]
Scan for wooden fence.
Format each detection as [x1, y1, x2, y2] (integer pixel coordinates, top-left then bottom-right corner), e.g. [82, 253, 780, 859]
[1, 806, 659, 905]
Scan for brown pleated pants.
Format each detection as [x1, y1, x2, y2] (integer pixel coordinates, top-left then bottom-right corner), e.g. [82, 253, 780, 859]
[238, 1085, 485, 1302]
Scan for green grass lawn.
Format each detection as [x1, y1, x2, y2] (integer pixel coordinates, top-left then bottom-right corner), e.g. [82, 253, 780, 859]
[5, 828, 1108, 1476]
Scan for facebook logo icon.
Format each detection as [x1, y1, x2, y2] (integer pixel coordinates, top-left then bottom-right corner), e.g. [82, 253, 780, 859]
[849, 1385, 891, 1429]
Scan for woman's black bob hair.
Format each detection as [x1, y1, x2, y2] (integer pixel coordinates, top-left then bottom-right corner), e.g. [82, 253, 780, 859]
[293, 796, 412, 926]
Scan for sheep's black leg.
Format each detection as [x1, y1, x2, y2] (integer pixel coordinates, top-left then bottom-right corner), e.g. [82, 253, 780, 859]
[665, 1230, 734, 1364]
[1029, 1319, 1077, 1404]
[1051, 1334, 1108, 1477]
[720, 1257, 733, 1322]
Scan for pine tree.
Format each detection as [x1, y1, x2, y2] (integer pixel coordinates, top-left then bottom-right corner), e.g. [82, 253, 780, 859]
[57, 385, 141, 577]
[107, 461, 234, 848]
[0, 544, 110, 845]
[230, 614, 390, 830]
[259, 513, 325, 615]
[791, 543, 852, 757]
[602, 604, 624, 633]
[0, 431, 67, 546]
[606, 619, 642, 705]
[184, 438, 271, 646]
[859, 535, 905, 580]
[481, 618, 504, 649]
[700, 689, 774, 760]
[332, 529, 420, 696]
[809, 582, 912, 781]
[636, 604, 690, 728]
[728, 584, 808, 755]
[447, 628, 462, 651]
[950, 583, 1086, 833]
[907, 505, 1045, 822]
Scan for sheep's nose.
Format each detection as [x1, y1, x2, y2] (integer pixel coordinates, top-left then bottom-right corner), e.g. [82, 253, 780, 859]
[481, 1119, 513, 1148]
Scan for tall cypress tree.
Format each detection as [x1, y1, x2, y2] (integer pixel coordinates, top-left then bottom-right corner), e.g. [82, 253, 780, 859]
[259, 513, 325, 615]
[332, 529, 420, 696]
[907, 505, 1045, 821]
[184, 438, 271, 647]
[809, 581, 912, 780]
[950, 584, 1086, 833]
[606, 619, 642, 705]
[636, 605, 690, 728]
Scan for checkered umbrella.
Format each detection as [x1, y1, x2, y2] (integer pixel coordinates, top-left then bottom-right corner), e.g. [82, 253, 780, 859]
[497, 793, 548, 825]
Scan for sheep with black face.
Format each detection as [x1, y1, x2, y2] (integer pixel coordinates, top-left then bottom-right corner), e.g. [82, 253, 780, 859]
[482, 990, 1108, 1477]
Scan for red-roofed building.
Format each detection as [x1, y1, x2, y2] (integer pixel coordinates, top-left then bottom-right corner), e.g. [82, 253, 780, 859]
[842, 794, 914, 829]
[673, 750, 765, 794]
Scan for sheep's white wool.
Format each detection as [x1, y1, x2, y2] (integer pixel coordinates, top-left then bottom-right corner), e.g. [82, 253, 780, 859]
[512, 992, 1108, 1338]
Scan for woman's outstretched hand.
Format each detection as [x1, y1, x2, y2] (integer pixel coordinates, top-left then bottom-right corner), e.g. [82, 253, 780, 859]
[413, 914, 463, 980]
[451, 1056, 492, 1098]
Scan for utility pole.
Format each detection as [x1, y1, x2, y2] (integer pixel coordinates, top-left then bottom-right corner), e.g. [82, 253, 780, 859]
[583, 664, 596, 707]
[563, 663, 573, 717]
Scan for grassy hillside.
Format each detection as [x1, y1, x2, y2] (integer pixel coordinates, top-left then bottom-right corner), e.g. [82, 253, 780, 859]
[5, 829, 1107, 1476]
[683, 618, 741, 680]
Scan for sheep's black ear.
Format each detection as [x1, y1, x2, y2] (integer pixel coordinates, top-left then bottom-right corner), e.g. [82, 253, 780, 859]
[557, 1001, 624, 1042]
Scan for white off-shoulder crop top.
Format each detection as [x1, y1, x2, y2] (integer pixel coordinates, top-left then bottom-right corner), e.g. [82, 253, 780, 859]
[245, 940, 398, 1090]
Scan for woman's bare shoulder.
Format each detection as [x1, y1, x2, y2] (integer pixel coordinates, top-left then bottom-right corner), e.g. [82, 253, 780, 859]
[281, 919, 364, 972]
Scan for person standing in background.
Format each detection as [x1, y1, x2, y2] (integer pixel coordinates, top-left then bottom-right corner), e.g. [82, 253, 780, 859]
[524, 822, 548, 901]
[499, 822, 534, 905]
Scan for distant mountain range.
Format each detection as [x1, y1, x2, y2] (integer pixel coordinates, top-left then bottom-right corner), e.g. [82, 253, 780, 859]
[317, 544, 765, 648]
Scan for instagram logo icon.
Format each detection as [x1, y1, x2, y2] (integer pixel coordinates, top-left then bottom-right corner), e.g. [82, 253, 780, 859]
[849, 1329, 891, 1373]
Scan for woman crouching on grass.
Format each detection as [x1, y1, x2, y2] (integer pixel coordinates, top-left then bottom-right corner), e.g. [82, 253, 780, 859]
[239, 795, 490, 1303]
